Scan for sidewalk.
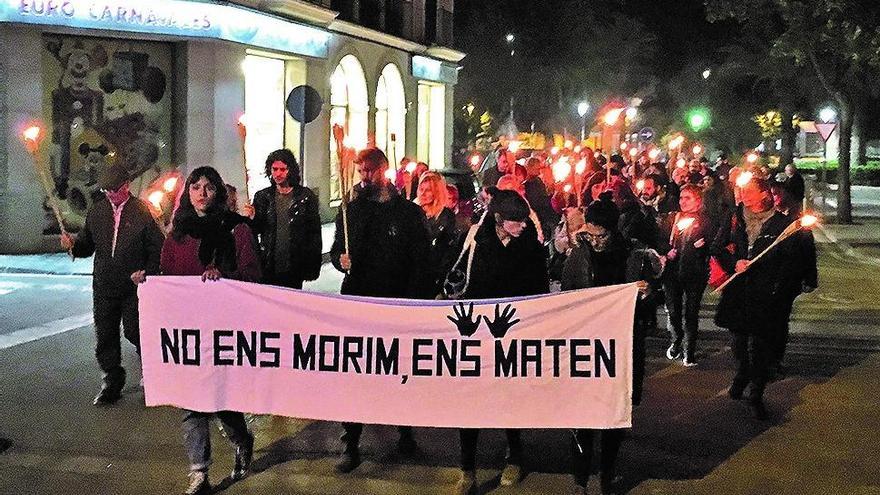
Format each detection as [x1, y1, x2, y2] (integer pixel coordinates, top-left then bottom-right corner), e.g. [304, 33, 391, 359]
[630, 352, 880, 495]
[0, 223, 338, 276]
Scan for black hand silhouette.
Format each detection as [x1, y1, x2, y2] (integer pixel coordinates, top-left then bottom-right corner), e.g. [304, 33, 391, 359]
[483, 303, 520, 339]
[447, 302, 481, 337]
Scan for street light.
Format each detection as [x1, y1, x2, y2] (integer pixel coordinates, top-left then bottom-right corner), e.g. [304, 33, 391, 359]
[819, 107, 837, 124]
[505, 33, 515, 43]
[577, 101, 590, 141]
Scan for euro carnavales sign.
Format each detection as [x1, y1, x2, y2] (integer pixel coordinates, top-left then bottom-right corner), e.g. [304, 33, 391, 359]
[3, 0, 330, 58]
[139, 277, 638, 429]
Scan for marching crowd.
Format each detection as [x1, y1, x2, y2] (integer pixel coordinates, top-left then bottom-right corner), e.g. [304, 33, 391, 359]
[45, 140, 815, 495]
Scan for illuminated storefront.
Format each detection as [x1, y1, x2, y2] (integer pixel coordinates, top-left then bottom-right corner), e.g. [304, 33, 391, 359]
[0, 0, 464, 252]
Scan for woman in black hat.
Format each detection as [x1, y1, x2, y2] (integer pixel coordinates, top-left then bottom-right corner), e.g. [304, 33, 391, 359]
[561, 192, 664, 495]
[453, 187, 549, 494]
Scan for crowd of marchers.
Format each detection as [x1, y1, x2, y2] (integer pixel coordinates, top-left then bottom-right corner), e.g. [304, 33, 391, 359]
[36, 140, 815, 495]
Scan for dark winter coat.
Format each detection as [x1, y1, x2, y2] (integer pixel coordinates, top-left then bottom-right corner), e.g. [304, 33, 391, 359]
[560, 235, 663, 292]
[619, 203, 662, 250]
[250, 184, 322, 282]
[71, 195, 164, 296]
[423, 207, 459, 298]
[524, 177, 559, 241]
[713, 206, 818, 333]
[330, 187, 431, 298]
[462, 215, 549, 299]
[662, 212, 714, 284]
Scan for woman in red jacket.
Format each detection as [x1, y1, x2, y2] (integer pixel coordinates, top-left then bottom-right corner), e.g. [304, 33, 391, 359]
[160, 166, 261, 495]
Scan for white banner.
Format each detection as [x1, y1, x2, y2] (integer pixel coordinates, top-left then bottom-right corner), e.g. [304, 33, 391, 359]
[139, 277, 637, 429]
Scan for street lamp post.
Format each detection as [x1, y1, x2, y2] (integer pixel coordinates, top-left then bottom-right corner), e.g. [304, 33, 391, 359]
[818, 106, 837, 212]
[577, 101, 589, 141]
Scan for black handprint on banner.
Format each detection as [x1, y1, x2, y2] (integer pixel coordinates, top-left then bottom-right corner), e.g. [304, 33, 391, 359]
[447, 302, 481, 337]
[483, 303, 520, 339]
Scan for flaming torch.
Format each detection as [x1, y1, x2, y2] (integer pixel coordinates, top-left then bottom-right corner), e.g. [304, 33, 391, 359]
[735, 170, 754, 188]
[22, 125, 68, 237]
[237, 114, 250, 199]
[332, 124, 356, 257]
[713, 214, 820, 293]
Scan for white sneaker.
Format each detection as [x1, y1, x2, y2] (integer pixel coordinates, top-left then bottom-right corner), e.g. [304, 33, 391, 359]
[453, 470, 475, 495]
[184, 470, 210, 495]
[499, 463, 522, 486]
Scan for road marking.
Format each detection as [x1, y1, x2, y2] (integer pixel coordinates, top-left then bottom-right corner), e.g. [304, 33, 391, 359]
[0, 312, 92, 350]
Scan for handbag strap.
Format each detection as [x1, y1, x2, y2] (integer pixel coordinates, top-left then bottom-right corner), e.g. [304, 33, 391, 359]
[451, 211, 486, 296]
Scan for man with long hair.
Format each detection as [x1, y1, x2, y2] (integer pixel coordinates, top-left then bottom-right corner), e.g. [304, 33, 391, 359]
[244, 149, 322, 289]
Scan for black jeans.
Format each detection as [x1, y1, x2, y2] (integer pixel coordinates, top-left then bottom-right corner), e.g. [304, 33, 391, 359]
[93, 292, 140, 389]
[731, 331, 773, 401]
[571, 428, 624, 488]
[340, 423, 413, 454]
[664, 278, 707, 359]
[459, 428, 522, 471]
[265, 272, 304, 290]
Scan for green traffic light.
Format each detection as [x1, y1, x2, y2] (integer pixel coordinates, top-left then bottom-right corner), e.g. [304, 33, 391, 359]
[687, 108, 710, 132]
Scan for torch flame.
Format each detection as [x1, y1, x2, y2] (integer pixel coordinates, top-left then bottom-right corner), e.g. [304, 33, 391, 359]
[668, 136, 685, 150]
[636, 179, 645, 191]
[648, 149, 660, 160]
[469, 154, 482, 167]
[629, 148, 638, 158]
[746, 152, 759, 164]
[147, 190, 165, 210]
[620, 142, 628, 151]
[23, 126, 42, 143]
[800, 214, 818, 228]
[676, 158, 686, 169]
[508, 140, 522, 153]
[563, 184, 572, 193]
[406, 161, 417, 173]
[575, 159, 587, 175]
[677, 217, 695, 231]
[162, 177, 179, 192]
[552, 159, 572, 182]
[574, 145, 582, 153]
[736, 171, 754, 188]
[564, 140, 573, 149]
[550, 146, 560, 155]
[692, 144, 703, 155]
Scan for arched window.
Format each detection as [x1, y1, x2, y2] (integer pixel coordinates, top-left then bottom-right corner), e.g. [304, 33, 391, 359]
[375, 64, 406, 169]
[329, 55, 368, 202]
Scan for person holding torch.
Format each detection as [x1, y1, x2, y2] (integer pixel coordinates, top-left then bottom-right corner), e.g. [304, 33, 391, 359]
[712, 178, 818, 420]
[329, 147, 431, 473]
[662, 184, 713, 366]
[60, 164, 165, 406]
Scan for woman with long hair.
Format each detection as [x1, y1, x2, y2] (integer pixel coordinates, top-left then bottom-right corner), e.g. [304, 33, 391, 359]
[160, 166, 261, 495]
[416, 171, 457, 297]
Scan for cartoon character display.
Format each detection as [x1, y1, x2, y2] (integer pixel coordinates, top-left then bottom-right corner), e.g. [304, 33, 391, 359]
[42, 35, 173, 233]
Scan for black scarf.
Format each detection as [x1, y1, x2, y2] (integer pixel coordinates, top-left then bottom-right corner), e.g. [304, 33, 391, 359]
[174, 211, 247, 273]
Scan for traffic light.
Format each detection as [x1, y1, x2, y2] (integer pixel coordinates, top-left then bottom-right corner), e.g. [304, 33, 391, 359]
[687, 108, 710, 132]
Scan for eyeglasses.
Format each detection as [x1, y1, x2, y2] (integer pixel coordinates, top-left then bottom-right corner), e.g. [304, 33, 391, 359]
[577, 231, 610, 243]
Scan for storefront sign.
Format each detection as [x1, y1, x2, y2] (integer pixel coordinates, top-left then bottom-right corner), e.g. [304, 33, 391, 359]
[2, 0, 330, 58]
[412, 55, 458, 84]
[139, 277, 637, 428]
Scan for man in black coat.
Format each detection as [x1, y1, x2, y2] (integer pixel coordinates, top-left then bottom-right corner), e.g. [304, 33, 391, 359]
[330, 147, 430, 473]
[244, 149, 322, 289]
[713, 178, 817, 420]
[61, 165, 164, 405]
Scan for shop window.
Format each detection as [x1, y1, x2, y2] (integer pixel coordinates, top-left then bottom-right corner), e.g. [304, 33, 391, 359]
[244, 54, 286, 197]
[417, 81, 446, 169]
[375, 64, 407, 169]
[329, 55, 369, 202]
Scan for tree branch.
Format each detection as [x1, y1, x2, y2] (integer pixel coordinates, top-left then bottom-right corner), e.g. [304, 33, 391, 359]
[807, 49, 846, 107]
